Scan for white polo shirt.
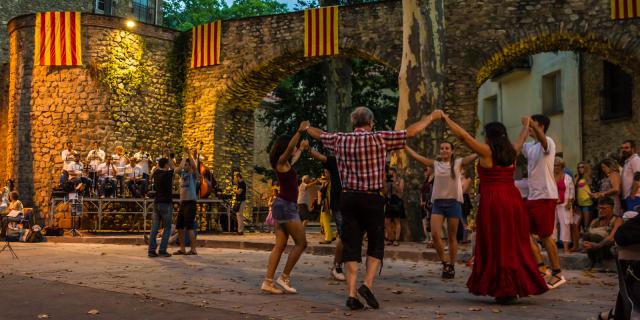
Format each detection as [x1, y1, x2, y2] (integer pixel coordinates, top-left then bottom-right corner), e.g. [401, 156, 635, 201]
[522, 137, 558, 200]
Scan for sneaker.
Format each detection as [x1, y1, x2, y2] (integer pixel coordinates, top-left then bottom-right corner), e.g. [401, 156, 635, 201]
[261, 280, 283, 294]
[158, 251, 172, 258]
[346, 297, 365, 310]
[276, 275, 297, 294]
[148, 252, 158, 258]
[331, 267, 346, 281]
[357, 284, 379, 309]
[547, 274, 567, 289]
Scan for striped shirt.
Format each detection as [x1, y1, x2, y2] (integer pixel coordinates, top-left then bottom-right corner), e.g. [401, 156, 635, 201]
[321, 128, 407, 191]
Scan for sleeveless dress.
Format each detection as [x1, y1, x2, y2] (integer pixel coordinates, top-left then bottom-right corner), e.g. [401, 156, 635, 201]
[467, 165, 549, 298]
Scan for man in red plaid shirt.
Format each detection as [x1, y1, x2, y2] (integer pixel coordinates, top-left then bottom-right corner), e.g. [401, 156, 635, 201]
[305, 106, 443, 310]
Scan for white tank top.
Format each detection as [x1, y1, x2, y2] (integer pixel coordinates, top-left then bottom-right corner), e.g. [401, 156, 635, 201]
[432, 159, 463, 203]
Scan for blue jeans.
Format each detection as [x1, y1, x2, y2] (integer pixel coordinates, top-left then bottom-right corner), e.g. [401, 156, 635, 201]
[624, 197, 640, 212]
[149, 202, 173, 254]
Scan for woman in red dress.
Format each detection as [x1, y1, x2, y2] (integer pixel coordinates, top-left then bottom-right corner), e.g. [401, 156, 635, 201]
[440, 111, 548, 303]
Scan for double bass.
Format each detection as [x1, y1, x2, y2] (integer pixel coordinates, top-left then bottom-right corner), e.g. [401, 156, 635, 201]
[194, 143, 215, 199]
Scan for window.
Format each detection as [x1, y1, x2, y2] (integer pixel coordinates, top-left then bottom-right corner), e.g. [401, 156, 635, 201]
[132, 0, 156, 24]
[95, 0, 113, 15]
[542, 71, 563, 115]
[482, 95, 499, 124]
[602, 61, 633, 120]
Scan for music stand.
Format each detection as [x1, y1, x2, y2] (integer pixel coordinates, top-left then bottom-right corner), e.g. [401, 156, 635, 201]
[0, 216, 19, 259]
[67, 192, 82, 237]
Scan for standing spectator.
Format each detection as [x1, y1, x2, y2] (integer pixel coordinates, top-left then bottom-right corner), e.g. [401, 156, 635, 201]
[384, 167, 405, 246]
[405, 143, 477, 279]
[305, 106, 442, 310]
[583, 197, 623, 270]
[523, 114, 565, 289]
[317, 170, 336, 244]
[442, 115, 548, 303]
[233, 172, 247, 235]
[554, 157, 574, 254]
[297, 175, 319, 226]
[620, 140, 640, 211]
[174, 148, 198, 256]
[419, 167, 435, 244]
[594, 159, 622, 216]
[575, 161, 594, 234]
[148, 156, 175, 258]
[261, 125, 308, 295]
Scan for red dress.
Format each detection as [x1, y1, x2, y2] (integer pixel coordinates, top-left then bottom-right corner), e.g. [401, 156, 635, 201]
[467, 165, 548, 298]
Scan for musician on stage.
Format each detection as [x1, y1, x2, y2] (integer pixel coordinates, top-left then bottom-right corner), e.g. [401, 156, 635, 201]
[59, 141, 77, 187]
[112, 146, 128, 197]
[86, 142, 105, 195]
[69, 153, 92, 196]
[96, 155, 118, 198]
[133, 146, 151, 181]
[125, 158, 148, 198]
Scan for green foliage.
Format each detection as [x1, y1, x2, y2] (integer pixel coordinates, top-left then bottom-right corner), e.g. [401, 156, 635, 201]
[164, 0, 289, 31]
[257, 58, 398, 180]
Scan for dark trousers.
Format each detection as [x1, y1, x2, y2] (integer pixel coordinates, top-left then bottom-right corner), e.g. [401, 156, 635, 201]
[614, 260, 640, 320]
[583, 233, 614, 265]
[340, 191, 385, 262]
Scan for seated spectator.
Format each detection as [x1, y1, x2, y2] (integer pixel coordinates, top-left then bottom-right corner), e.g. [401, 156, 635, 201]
[583, 197, 623, 271]
[7, 191, 23, 214]
[598, 210, 640, 320]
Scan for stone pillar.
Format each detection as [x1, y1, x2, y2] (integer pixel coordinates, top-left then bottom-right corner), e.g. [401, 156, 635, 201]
[397, 0, 446, 240]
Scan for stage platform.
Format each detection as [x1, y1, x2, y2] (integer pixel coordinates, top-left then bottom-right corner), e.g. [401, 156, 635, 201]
[49, 197, 235, 232]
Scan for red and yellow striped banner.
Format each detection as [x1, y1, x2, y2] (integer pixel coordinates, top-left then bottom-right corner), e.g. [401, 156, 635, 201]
[191, 21, 222, 68]
[304, 7, 339, 57]
[611, 0, 640, 19]
[34, 12, 82, 66]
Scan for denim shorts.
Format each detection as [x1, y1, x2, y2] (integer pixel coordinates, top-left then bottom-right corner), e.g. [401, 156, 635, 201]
[432, 199, 462, 219]
[576, 205, 592, 213]
[272, 197, 300, 224]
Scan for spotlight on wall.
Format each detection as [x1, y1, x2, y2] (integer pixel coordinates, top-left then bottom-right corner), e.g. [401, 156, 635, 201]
[125, 20, 136, 28]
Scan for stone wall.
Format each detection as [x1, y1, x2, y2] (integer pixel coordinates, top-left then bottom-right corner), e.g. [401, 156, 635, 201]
[581, 53, 640, 164]
[183, 1, 403, 195]
[6, 13, 180, 214]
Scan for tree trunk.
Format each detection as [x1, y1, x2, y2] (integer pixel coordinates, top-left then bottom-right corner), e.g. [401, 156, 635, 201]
[396, 0, 446, 241]
[325, 58, 353, 131]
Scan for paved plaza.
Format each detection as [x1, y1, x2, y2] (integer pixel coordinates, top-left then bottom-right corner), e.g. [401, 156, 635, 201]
[0, 241, 617, 319]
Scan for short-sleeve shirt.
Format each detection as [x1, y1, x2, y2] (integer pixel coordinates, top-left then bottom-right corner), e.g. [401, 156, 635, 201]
[320, 128, 407, 191]
[622, 154, 640, 198]
[179, 170, 197, 201]
[153, 169, 174, 203]
[236, 180, 247, 202]
[323, 156, 342, 211]
[432, 158, 464, 202]
[522, 137, 558, 200]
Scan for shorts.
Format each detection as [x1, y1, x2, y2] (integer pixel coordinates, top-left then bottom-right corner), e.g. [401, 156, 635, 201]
[432, 199, 463, 219]
[176, 200, 196, 230]
[272, 197, 300, 224]
[526, 199, 557, 238]
[576, 205, 592, 213]
[340, 191, 386, 263]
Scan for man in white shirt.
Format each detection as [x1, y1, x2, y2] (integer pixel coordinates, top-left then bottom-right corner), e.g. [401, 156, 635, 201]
[133, 146, 151, 180]
[86, 141, 106, 195]
[522, 114, 565, 289]
[297, 175, 320, 226]
[112, 146, 128, 197]
[68, 153, 92, 196]
[621, 140, 640, 211]
[125, 158, 148, 198]
[59, 141, 77, 187]
[97, 156, 118, 198]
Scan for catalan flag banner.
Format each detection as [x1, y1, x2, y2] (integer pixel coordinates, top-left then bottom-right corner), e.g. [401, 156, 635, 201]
[611, 0, 640, 19]
[191, 21, 222, 68]
[34, 12, 82, 66]
[304, 7, 339, 57]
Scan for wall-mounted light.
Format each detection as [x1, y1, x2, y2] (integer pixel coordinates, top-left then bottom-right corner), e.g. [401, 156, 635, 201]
[125, 20, 136, 29]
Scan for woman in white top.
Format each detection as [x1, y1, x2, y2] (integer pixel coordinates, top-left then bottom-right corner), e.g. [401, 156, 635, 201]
[553, 157, 575, 254]
[405, 142, 477, 279]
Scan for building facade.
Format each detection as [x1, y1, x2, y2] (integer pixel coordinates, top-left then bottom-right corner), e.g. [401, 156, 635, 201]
[477, 51, 637, 171]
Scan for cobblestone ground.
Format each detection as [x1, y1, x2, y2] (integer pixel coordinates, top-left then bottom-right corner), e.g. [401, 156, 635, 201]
[0, 243, 617, 319]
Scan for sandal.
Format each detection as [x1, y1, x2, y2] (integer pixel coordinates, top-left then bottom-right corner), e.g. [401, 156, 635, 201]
[547, 272, 567, 289]
[173, 250, 187, 255]
[187, 250, 198, 255]
[597, 309, 613, 320]
[392, 240, 399, 246]
[441, 263, 455, 279]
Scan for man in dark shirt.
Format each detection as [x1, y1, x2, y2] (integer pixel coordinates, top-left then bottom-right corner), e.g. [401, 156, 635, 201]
[148, 156, 175, 257]
[233, 172, 247, 235]
[308, 146, 345, 282]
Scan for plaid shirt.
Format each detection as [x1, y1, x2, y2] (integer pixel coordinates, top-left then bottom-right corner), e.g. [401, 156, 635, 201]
[321, 128, 407, 191]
